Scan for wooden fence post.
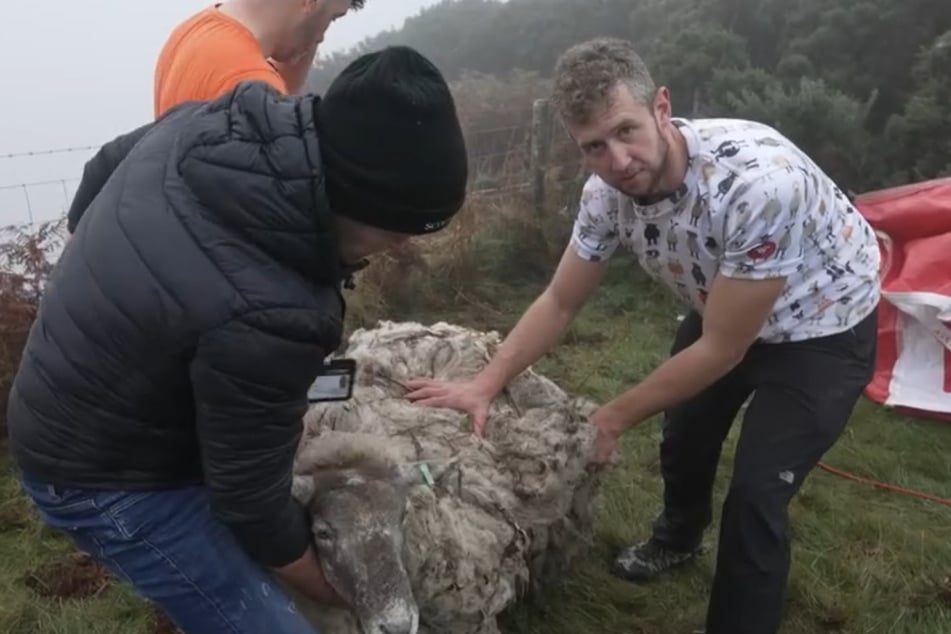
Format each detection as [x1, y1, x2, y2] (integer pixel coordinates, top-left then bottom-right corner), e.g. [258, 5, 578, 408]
[531, 98, 551, 219]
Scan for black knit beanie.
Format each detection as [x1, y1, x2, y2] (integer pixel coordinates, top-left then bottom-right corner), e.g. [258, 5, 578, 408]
[316, 46, 468, 235]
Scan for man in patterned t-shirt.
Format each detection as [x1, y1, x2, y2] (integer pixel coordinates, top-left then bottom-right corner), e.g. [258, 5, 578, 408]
[405, 37, 881, 634]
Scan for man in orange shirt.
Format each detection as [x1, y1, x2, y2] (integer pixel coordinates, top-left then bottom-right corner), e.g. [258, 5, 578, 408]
[154, 0, 364, 117]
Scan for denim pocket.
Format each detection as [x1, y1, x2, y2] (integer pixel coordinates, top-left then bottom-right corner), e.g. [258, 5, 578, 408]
[99, 490, 158, 540]
[19, 479, 100, 516]
[19, 478, 156, 540]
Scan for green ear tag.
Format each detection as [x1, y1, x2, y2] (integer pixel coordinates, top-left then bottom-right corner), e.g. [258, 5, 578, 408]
[418, 463, 435, 488]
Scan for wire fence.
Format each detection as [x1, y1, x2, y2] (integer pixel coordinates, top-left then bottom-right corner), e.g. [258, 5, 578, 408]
[1, 145, 102, 160]
[0, 178, 82, 228]
[1, 104, 585, 230]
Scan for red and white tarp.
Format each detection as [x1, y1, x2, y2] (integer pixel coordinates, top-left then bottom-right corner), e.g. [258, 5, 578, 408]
[855, 176, 951, 422]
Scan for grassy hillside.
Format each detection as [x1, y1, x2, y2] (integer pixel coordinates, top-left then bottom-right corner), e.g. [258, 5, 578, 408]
[1, 195, 949, 634]
[2, 4, 951, 625]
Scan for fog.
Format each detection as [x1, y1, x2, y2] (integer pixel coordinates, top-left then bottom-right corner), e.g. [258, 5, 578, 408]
[0, 0, 444, 226]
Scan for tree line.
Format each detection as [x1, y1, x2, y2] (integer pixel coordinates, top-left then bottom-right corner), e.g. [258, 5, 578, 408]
[308, 0, 951, 192]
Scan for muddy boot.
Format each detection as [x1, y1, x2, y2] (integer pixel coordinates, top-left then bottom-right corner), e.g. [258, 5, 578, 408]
[611, 537, 700, 582]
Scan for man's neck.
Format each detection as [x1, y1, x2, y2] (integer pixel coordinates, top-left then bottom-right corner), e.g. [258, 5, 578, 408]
[635, 126, 690, 205]
[660, 125, 690, 194]
[216, 0, 279, 58]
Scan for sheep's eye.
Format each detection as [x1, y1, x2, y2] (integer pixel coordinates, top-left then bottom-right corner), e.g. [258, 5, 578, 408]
[313, 523, 334, 542]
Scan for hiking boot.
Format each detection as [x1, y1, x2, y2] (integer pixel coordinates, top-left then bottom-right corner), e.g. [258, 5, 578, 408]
[611, 537, 699, 582]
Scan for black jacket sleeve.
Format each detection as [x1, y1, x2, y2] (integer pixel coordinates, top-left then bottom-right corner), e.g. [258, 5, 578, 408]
[189, 309, 328, 568]
[67, 122, 155, 234]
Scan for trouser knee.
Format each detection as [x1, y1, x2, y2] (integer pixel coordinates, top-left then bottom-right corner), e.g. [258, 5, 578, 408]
[719, 483, 792, 569]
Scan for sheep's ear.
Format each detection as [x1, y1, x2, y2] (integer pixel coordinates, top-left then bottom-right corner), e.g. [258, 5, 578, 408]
[291, 474, 316, 504]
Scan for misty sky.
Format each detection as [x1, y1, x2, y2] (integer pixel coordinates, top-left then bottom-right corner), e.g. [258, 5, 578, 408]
[0, 0, 444, 226]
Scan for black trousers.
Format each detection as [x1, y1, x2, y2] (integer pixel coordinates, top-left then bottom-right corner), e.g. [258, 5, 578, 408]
[651, 307, 878, 634]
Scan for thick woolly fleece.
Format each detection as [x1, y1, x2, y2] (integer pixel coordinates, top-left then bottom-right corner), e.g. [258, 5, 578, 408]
[290, 321, 605, 634]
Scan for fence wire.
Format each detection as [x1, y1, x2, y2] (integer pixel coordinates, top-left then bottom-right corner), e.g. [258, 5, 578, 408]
[1, 115, 584, 230]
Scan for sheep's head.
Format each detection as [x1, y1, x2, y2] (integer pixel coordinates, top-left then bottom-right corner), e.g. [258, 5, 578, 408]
[292, 432, 420, 634]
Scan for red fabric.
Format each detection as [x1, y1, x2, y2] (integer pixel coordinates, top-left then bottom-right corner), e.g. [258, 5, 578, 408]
[944, 347, 951, 394]
[853, 176, 951, 423]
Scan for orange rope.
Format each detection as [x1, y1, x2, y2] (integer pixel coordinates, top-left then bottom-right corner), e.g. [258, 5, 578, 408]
[816, 461, 951, 508]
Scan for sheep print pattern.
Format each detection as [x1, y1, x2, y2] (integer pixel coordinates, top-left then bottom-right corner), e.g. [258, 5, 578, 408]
[571, 117, 881, 343]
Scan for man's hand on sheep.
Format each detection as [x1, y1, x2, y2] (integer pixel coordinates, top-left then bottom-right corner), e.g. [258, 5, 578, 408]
[406, 246, 610, 436]
[403, 377, 494, 436]
[273, 546, 345, 607]
[587, 405, 626, 469]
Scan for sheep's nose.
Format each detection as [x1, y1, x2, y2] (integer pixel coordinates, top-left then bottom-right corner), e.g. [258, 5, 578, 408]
[380, 620, 415, 634]
[368, 600, 418, 634]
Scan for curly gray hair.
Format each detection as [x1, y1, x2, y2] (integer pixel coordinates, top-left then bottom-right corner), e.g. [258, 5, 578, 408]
[550, 37, 656, 124]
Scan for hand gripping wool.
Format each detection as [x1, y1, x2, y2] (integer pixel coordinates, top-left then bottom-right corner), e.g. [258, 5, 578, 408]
[289, 321, 604, 634]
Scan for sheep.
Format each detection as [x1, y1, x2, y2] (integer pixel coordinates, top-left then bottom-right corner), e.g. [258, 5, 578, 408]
[283, 320, 605, 634]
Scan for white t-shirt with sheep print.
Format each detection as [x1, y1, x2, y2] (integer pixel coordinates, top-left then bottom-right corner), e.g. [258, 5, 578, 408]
[570, 117, 881, 344]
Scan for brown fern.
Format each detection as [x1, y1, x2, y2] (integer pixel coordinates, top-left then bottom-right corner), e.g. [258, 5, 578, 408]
[0, 218, 67, 438]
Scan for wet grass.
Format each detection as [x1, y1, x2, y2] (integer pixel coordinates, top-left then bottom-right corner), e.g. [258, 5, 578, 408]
[1, 257, 949, 634]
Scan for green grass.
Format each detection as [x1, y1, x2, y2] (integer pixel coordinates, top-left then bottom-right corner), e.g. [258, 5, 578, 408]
[1, 256, 950, 634]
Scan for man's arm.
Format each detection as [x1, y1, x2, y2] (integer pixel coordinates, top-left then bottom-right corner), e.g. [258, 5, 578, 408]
[404, 177, 619, 431]
[404, 244, 607, 434]
[473, 244, 609, 396]
[189, 310, 336, 601]
[593, 274, 785, 431]
[270, 40, 319, 95]
[473, 180, 621, 394]
[592, 168, 808, 435]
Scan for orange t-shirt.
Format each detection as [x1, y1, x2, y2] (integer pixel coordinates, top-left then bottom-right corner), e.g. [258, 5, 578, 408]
[153, 5, 287, 118]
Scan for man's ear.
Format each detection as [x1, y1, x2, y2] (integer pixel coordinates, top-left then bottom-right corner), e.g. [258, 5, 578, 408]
[291, 474, 316, 504]
[653, 86, 672, 124]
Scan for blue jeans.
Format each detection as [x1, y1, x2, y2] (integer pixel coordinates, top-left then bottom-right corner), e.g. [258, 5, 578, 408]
[19, 478, 318, 634]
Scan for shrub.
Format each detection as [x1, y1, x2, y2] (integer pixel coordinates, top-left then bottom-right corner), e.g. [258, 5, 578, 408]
[0, 219, 67, 438]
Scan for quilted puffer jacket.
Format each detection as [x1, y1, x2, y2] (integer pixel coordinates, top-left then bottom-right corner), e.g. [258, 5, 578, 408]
[7, 81, 349, 568]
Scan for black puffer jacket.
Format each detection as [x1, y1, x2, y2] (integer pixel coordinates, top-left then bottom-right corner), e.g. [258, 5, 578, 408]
[7, 81, 348, 568]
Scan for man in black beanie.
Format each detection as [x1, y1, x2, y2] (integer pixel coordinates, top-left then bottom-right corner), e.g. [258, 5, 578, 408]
[8, 46, 466, 634]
